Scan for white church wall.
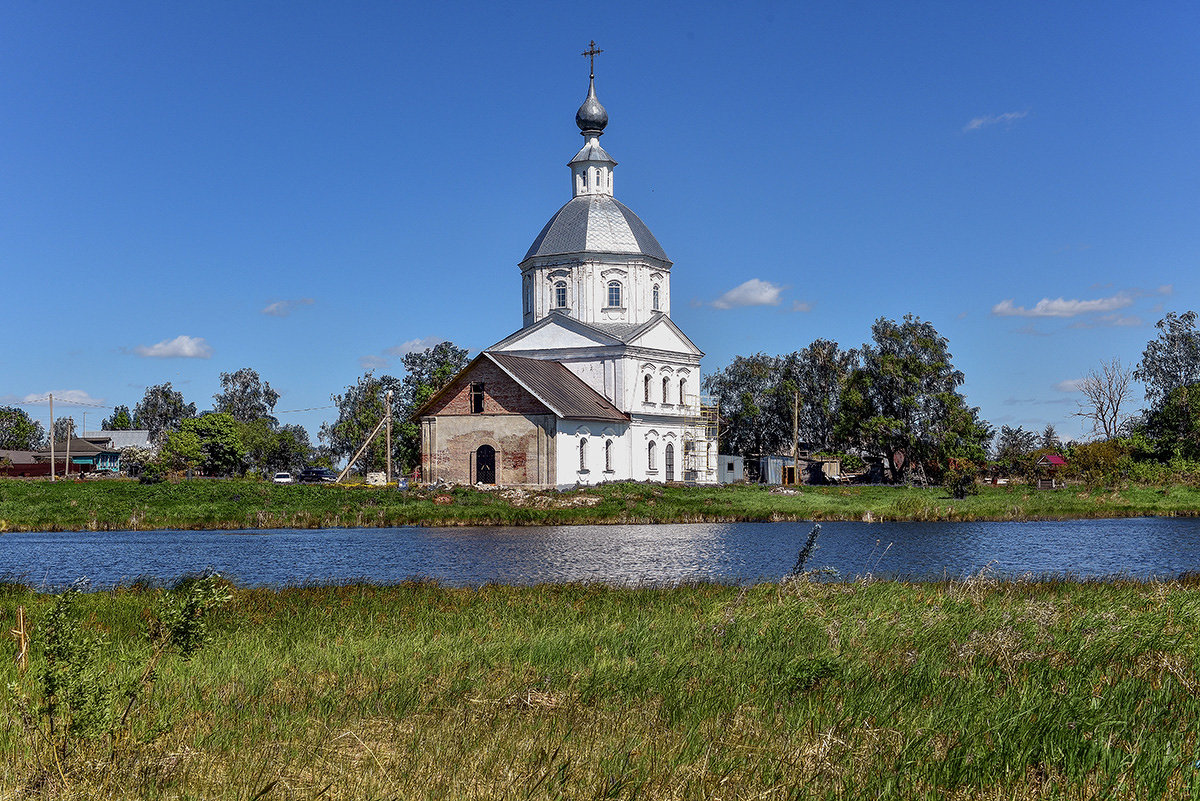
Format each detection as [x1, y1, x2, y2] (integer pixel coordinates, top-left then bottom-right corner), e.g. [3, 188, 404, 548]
[556, 422, 630, 487]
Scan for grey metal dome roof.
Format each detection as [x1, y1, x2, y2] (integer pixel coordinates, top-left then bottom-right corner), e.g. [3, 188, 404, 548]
[522, 194, 670, 263]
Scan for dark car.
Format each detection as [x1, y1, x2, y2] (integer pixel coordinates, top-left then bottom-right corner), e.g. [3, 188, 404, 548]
[298, 467, 337, 483]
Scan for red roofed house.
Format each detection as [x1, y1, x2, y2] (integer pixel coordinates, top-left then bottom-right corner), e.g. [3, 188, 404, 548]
[1035, 453, 1067, 489]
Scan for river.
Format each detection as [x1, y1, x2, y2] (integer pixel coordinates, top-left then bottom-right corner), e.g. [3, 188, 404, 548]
[4, 518, 1200, 589]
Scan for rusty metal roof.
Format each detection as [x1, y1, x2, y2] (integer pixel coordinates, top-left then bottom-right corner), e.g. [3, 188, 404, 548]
[487, 353, 628, 423]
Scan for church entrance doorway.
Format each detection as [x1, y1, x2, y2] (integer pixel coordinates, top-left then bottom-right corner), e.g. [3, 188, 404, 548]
[665, 443, 674, 482]
[475, 445, 496, 485]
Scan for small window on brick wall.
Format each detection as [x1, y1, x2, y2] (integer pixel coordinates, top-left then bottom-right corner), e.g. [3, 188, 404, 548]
[470, 382, 485, 414]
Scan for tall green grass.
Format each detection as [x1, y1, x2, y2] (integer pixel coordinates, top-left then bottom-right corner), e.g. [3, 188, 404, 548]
[3, 478, 1200, 531]
[3, 576, 1200, 798]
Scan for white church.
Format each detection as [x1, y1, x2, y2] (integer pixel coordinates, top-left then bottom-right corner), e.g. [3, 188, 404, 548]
[415, 57, 718, 487]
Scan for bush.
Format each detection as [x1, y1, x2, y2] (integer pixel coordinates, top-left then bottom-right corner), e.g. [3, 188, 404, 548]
[942, 464, 980, 498]
[1065, 440, 1132, 488]
[138, 462, 166, 485]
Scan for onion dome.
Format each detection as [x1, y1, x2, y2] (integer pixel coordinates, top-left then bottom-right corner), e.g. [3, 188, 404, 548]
[575, 76, 608, 135]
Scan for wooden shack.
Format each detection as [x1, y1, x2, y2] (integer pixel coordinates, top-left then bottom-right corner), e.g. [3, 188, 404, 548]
[1035, 453, 1067, 489]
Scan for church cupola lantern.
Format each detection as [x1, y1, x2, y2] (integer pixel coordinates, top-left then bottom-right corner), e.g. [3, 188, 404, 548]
[570, 41, 616, 199]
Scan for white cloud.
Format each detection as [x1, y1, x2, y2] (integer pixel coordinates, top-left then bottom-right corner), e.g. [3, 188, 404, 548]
[357, 336, 449, 371]
[262, 298, 314, 317]
[1158, 284, 1174, 295]
[991, 293, 1133, 318]
[134, 335, 213, 359]
[712, 279, 787, 310]
[790, 300, 813, 313]
[1070, 313, 1143, 329]
[384, 337, 446, 357]
[15, 390, 105, 406]
[963, 110, 1029, 132]
[358, 354, 390, 370]
[1055, 379, 1085, 392]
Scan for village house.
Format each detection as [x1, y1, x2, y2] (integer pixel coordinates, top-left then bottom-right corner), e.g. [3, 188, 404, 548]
[416, 61, 718, 487]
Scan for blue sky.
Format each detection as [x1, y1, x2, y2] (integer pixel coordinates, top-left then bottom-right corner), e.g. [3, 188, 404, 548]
[4, 1, 1198, 444]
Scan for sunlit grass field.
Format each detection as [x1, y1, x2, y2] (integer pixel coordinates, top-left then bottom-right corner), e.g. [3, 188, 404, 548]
[3, 575, 1200, 799]
[3, 478, 1200, 531]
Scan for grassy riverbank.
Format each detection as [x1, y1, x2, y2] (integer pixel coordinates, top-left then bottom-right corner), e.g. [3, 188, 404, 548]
[2, 478, 1200, 531]
[3, 576, 1200, 799]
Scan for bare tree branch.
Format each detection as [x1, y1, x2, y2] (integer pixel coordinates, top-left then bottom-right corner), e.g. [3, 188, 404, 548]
[1073, 358, 1134, 439]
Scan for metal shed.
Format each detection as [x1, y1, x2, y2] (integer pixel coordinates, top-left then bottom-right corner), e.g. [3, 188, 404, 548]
[717, 455, 743, 484]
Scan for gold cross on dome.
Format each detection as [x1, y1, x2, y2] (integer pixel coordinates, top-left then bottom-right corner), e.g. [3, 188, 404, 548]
[581, 40, 603, 78]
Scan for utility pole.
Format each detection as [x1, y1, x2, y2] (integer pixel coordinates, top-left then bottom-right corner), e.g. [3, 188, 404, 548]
[791, 387, 800, 486]
[385, 389, 393, 485]
[335, 415, 389, 484]
[65, 417, 72, 478]
[49, 394, 55, 482]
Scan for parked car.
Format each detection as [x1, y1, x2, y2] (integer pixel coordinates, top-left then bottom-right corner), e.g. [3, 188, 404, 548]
[298, 467, 337, 483]
[272, 472, 295, 484]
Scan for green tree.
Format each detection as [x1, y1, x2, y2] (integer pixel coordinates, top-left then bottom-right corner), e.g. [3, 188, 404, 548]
[993, 425, 1039, 475]
[702, 353, 787, 456]
[184, 413, 245, 476]
[837, 315, 991, 483]
[158, 429, 204, 473]
[320, 372, 403, 475]
[241, 419, 313, 474]
[1142, 385, 1200, 460]
[776, 339, 857, 452]
[1040, 423, 1061, 450]
[101, 405, 133, 430]
[395, 342, 470, 471]
[0, 406, 46, 450]
[213, 368, 280, 424]
[1134, 311, 1200, 409]
[134, 384, 197, 446]
[52, 416, 77, 445]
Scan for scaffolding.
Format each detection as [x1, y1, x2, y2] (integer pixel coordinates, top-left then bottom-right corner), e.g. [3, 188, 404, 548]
[681, 394, 719, 483]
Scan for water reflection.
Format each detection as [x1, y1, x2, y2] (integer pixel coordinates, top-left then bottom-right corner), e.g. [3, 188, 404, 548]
[2, 518, 1199, 589]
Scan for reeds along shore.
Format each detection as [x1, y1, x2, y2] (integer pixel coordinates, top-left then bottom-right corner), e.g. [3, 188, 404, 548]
[2, 576, 1200, 800]
[2, 478, 1200, 531]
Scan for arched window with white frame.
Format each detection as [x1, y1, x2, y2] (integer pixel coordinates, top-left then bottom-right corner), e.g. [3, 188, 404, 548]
[579, 437, 588, 471]
[652, 284, 660, 310]
[607, 281, 622, 308]
[647, 441, 656, 472]
[679, 378, 687, 406]
[605, 440, 612, 472]
[662, 376, 670, 404]
[643, 374, 652, 403]
[554, 281, 567, 309]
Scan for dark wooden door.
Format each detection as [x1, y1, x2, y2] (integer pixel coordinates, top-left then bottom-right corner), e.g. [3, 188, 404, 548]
[475, 445, 496, 485]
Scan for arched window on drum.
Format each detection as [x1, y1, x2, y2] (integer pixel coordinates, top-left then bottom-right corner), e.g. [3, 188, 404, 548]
[607, 281, 622, 308]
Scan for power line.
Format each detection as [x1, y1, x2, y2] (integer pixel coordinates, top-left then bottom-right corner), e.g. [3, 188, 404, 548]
[9, 396, 113, 409]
